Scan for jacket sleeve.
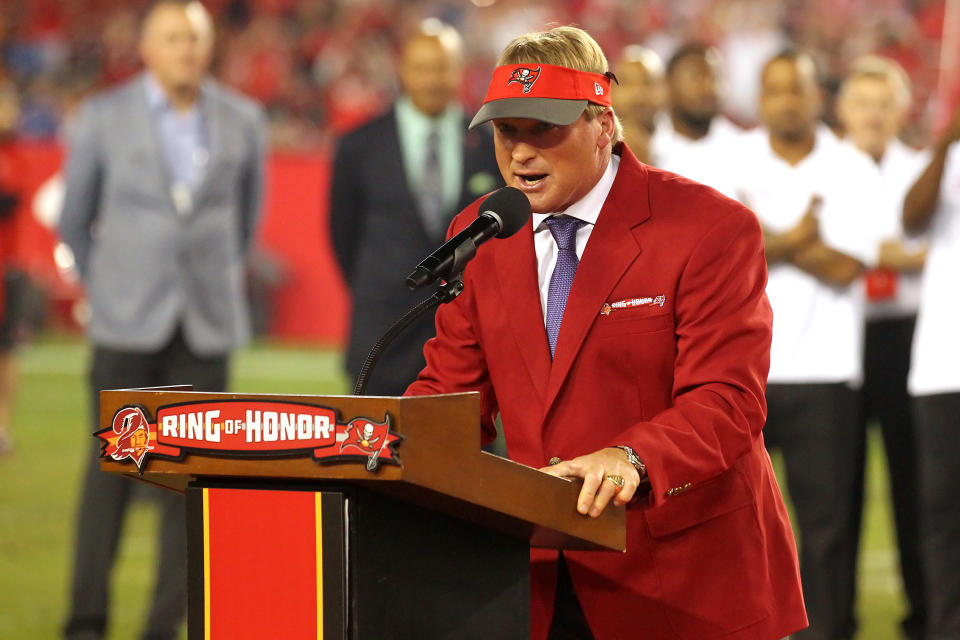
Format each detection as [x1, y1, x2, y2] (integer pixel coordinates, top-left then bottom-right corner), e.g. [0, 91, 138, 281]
[403, 214, 500, 444]
[58, 99, 103, 282]
[239, 106, 268, 254]
[328, 134, 364, 283]
[606, 206, 772, 507]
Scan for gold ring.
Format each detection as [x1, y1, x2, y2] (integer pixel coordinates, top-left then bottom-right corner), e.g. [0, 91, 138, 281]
[549, 457, 562, 466]
[605, 474, 624, 490]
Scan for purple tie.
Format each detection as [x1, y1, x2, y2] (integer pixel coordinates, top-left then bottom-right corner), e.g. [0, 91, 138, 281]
[545, 215, 585, 357]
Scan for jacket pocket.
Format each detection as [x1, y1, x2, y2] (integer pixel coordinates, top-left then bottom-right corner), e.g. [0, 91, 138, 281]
[644, 466, 753, 537]
[592, 311, 673, 338]
[644, 467, 771, 639]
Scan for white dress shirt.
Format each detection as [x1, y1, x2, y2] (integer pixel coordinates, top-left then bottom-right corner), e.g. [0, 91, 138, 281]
[863, 137, 931, 319]
[731, 126, 886, 385]
[532, 154, 620, 324]
[650, 113, 742, 197]
[909, 142, 960, 396]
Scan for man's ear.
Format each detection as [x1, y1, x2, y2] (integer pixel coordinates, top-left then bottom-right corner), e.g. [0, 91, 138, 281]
[596, 107, 616, 150]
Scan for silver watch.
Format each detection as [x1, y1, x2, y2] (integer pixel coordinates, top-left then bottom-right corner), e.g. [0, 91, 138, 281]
[614, 445, 646, 478]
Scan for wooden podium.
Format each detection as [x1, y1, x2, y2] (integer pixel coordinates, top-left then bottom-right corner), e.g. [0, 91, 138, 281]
[98, 389, 624, 640]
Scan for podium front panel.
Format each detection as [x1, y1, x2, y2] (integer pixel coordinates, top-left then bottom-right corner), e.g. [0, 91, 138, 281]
[186, 485, 347, 639]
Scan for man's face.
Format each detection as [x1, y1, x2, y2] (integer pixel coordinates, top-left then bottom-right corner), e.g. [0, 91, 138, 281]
[837, 76, 904, 159]
[139, 3, 212, 93]
[612, 60, 664, 130]
[668, 54, 719, 123]
[760, 58, 821, 140]
[492, 111, 612, 214]
[400, 36, 461, 117]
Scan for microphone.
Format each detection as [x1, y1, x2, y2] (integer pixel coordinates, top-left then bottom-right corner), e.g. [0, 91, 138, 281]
[405, 187, 531, 291]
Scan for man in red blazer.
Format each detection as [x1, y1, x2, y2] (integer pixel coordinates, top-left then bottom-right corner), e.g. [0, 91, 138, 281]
[406, 26, 807, 640]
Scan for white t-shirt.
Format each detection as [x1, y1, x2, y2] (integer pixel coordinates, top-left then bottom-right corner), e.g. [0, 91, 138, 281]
[909, 142, 960, 396]
[861, 138, 931, 319]
[650, 114, 742, 197]
[532, 154, 620, 324]
[732, 127, 884, 385]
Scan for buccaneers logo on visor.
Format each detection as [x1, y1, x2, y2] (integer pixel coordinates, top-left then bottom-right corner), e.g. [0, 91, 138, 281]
[507, 66, 542, 94]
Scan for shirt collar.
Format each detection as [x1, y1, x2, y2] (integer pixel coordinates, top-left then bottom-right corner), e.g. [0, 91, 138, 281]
[533, 153, 621, 230]
[143, 73, 169, 112]
[143, 72, 208, 113]
[396, 96, 463, 130]
[760, 123, 837, 169]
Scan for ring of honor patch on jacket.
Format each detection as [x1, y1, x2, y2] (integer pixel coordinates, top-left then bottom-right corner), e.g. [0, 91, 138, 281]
[600, 295, 667, 316]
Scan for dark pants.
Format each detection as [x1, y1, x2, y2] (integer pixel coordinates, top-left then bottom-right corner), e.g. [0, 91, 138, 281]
[916, 392, 960, 640]
[548, 554, 594, 640]
[64, 329, 228, 640]
[765, 382, 860, 640]
[848, 316, 925, 639]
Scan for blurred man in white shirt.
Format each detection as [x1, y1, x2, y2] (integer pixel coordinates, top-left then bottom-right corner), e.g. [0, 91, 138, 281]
[732, 50, 888, 640]
[903, 104, 960, 640]
[651, 42, 741, 195]
[836, 55, 929, 640]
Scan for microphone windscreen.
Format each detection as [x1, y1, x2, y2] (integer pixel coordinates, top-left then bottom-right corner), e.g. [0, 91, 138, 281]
[480, 187, 531, 238]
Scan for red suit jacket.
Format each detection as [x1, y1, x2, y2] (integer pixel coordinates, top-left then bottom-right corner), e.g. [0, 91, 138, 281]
[407, 144, 807, 640]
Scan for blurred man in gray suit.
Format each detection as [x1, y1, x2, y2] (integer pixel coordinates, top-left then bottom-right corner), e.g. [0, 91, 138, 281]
[58, 2, 266, 638]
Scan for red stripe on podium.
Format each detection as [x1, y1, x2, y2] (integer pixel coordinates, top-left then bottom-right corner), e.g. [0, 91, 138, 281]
[207, 488, 320, 639]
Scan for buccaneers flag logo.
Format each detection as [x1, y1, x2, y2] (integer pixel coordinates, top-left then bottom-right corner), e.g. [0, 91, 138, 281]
[339, 417, 400, 471]
[104, 406, 154, 470]
[507, 66, 542, 94]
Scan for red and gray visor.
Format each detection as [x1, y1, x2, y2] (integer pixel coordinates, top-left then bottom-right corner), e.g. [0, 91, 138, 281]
[469, 63, 613, 130]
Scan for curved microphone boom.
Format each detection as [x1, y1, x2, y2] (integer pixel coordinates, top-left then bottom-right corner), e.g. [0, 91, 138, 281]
[405, 186, 531, 291]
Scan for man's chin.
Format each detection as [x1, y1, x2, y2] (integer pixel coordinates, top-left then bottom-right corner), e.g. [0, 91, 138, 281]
[524, 193, 553, 214]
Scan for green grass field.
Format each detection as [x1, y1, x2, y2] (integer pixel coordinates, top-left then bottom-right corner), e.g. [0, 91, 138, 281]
[0, 337, 908, 639]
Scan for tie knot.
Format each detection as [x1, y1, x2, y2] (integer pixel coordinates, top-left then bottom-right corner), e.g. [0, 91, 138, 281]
[545, 216, 584, 252]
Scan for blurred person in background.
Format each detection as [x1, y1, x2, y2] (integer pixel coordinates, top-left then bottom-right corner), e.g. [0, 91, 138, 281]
[58, 2, 266, 638]
[0, 82, 26, 457]
[732, 50, 888, 640]
[903, 103, 960, 640]
[836, 54, 928, 640]
[651, 42, 742, 195]
[610, 44, 665, 166]
[329, 18, 500, 396]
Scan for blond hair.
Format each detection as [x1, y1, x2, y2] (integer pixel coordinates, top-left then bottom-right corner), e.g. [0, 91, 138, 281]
[841, 55, 912, 110]
[497, 26, 623, 143]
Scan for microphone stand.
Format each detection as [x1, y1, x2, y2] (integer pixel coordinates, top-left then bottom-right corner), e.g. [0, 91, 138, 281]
[353, 234, 479, 396]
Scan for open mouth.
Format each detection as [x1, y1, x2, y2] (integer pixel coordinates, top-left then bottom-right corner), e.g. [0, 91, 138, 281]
[517, 173, 548, 186]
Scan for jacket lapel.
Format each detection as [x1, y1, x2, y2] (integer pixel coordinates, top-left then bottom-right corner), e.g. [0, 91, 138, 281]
[494, 221, 551, 403]
[192, 80, 221, 207]
[543, 148, 652, 415]
[133, 75, 176, 215]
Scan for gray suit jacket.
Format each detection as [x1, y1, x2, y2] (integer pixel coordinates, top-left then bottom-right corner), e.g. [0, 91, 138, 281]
[59, 74, 266, 356]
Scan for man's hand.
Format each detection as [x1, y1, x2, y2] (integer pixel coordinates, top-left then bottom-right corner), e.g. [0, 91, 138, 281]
[878, 239, 927, 272]
[540, 447, 643, 518]
[789, 197, 822, 248]
[943, 104, 960, 147]
[758, 195, 822, 263]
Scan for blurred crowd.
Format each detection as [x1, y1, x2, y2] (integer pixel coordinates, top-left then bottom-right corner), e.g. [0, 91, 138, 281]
[0, 0, 953, 150]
